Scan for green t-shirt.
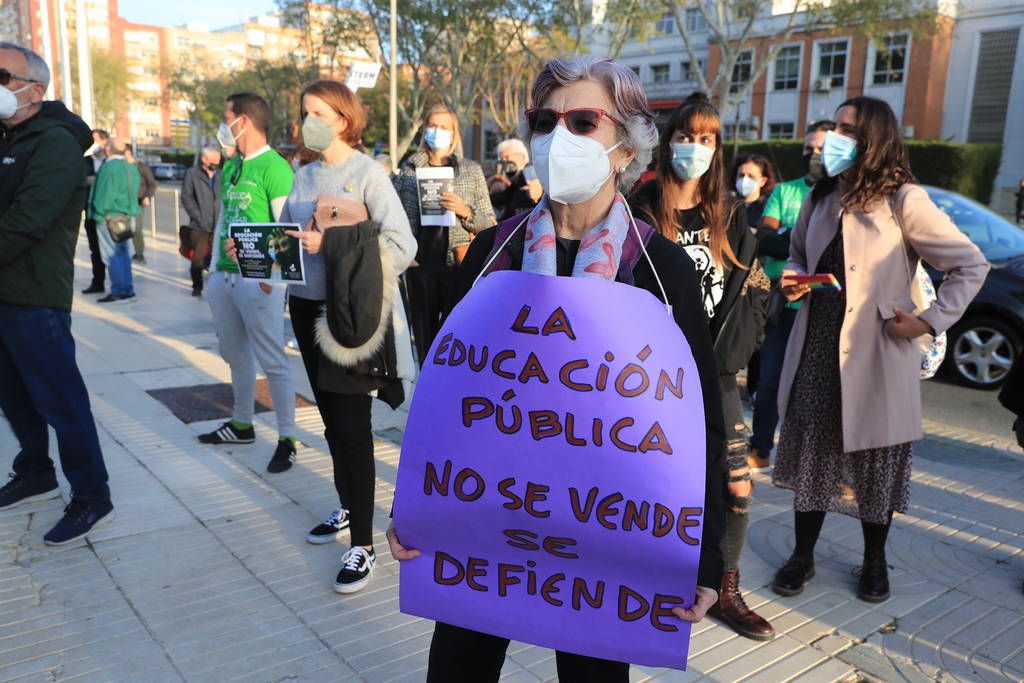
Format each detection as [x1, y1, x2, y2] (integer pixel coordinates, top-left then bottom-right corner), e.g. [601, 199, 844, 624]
[763, 176, 814, 309]
[215, 147, 294, 273]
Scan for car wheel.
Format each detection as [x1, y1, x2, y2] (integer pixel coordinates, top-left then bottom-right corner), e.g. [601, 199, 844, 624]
[945, 316, 1021, 389]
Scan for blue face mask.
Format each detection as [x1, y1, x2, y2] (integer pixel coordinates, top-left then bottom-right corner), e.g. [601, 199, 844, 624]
[423, 127, 453, 152]
[822, 131, 858, 177]
[670, 142, 714, 180]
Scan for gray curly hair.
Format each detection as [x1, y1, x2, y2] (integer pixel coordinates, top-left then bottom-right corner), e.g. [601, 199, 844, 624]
[521, 55, 658, 193]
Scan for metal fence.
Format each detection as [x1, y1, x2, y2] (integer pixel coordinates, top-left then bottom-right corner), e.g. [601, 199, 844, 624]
[147, 186, 182, 237]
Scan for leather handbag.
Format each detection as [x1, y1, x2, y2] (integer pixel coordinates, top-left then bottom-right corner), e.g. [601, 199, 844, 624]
[106, 214, 134, 243]
[104, 161, 135, 243]
[305, 195, 369, 232]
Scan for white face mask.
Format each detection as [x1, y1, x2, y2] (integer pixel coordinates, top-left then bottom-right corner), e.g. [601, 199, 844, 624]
[670, 142, 714, 180]
[530, 125, 622, 205]
[736, 176, 759, 198]
[822, 130, 858, 177]
[0, 84, 32, 121]
[217, 117, 247, 149]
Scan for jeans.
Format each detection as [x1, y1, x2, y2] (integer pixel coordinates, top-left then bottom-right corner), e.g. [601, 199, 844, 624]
[750, 306, 797, 456]
[0, 305, 110, 502]
[97, 219, 135, 296]
[719, 373, 751, 574]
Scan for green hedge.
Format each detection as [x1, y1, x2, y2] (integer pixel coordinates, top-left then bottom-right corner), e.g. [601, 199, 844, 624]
[722, 141, 1002, 204]
[158, 152, 196, 166]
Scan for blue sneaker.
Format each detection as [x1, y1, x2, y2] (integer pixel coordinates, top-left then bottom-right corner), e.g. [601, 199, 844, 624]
[0, 474, 59, 510]
[43, 499, 115, 546]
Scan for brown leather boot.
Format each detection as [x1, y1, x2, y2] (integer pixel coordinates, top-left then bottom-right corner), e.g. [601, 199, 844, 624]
[711, 570, 775, 641]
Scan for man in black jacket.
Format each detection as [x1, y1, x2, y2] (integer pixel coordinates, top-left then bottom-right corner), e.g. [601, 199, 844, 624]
[0, 42, 114, 544]
[179, 147, 220, 296]
[81, 128, 109, 293]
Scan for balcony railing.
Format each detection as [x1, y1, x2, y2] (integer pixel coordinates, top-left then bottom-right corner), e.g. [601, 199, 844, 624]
[643, 79, 701, 100]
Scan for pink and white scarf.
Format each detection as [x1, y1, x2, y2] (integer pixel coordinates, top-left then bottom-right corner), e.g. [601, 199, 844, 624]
[520, 195, 633, 280]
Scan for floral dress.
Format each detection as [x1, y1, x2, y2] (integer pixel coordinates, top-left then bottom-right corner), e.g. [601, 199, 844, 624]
[772, 226, 913, 524]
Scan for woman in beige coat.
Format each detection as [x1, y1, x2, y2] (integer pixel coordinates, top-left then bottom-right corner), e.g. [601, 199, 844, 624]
[770, 96, 989, 603]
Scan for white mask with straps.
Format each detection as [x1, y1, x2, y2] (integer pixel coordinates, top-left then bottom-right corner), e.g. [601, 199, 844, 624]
[472, 195, 672, 317]
[0, 84, 32, 121]
[531, 126, 622, 205]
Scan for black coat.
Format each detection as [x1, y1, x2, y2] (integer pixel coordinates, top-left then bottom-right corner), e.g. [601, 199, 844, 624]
[630, 181, 769, 375]
[316, 220, 404, 408]
[180, 164, 220, 232]
[446, 224, 727, 591]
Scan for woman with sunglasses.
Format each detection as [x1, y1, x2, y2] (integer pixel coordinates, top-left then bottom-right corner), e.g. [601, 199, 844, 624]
[629, 92, 772, 642]
[393, 105, 496, 363]
[387, 56, 726, 682]
[772, 97, 988, 602]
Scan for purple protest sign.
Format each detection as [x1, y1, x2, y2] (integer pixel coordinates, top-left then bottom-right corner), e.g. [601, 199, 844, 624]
[393, 270, 707, 670]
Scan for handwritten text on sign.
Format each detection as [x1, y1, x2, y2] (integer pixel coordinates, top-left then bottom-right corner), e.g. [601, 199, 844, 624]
[393, 270, 707, 670]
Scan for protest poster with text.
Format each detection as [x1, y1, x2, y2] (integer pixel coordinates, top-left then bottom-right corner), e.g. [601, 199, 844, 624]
[393, 270, 707, 670]
[228, 223, 305, 284]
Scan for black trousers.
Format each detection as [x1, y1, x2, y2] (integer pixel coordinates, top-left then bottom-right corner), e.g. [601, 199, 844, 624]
[407, 265, 456, 366]
[289, 295, 376, 547]
[720, 373, 751, 574]
[427, 623, 629, 683]
[83, 218, 105, 287]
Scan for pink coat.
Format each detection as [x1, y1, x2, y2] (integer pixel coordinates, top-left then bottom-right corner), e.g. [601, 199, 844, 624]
[777, 184, 989, 452]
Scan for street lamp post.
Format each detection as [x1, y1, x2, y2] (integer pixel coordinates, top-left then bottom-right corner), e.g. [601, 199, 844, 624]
[388, 0, 398, 165]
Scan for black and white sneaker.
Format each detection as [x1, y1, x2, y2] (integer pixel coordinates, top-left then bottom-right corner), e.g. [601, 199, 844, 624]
[266, 439, 296, 473]
[198, 421, 255, 445]
[307, 508, 350, 544]
[333, 547, 375, 594]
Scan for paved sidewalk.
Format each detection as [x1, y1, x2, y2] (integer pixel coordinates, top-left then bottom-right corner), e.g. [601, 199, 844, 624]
[1, 232, 1022, 683]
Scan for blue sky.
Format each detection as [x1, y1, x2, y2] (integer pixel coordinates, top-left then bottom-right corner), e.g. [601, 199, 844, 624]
[118, 0, 278, 30]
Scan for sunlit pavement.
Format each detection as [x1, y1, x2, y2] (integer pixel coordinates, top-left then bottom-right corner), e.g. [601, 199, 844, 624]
[0, 218, 1022, 682]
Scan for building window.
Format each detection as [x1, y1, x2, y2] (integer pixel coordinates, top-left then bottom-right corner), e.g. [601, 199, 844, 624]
[655, 11, 674, 35]
[968, 29, 1020, 143]
[145, 98, 158, 107]
[629, 65, 641, 77]
[651, 64, 671, 84]
[768, 122, 795, 139]
[817, 39, 847, 88]
[872, 34, 908, 85]
[773, 45, 800, 91]
[730, 50, 753, 94]
[685, 7, 707, 32]
[682, 59, 705, 82]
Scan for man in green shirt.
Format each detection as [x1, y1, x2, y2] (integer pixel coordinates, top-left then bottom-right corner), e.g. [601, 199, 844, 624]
[198, 93, 299, 473]
[748, 120, 834, 473]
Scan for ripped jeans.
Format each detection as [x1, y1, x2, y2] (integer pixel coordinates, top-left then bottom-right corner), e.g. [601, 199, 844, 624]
[720, 373, 752, 574]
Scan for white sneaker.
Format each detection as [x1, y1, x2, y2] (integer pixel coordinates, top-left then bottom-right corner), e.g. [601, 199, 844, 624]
[307, 508, 349, 544]
[333, 546, 375, 594]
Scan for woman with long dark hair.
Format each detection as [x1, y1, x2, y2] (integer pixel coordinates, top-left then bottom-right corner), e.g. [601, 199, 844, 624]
[729, 153, 776, 230]
[772, 96, 988, 602]
[629, 92, 771, 641]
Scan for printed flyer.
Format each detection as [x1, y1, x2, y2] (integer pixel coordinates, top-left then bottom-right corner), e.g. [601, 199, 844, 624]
[228, 223, 305, 284]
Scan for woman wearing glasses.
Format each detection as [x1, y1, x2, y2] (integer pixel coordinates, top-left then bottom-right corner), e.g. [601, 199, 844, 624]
[629, 92, 772, 642]
[393, 105, 496, 363]
[386, 56, 726, 681]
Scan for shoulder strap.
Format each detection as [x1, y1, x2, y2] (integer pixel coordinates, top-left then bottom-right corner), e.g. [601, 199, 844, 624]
[887, 189, 916, 290]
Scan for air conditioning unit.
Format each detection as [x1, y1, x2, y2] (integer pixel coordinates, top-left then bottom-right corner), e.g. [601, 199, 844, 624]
[813, 77, 832, 93]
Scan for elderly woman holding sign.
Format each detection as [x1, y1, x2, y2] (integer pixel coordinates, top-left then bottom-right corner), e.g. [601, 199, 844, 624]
[388, 56, 726, 680]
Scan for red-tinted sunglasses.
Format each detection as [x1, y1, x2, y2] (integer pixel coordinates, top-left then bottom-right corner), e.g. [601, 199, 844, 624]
[525, 108, 624, 136]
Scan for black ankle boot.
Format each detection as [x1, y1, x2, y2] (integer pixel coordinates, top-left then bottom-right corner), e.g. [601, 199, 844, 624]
[857, 554, 890, 603]
[772, 555, 815, 596]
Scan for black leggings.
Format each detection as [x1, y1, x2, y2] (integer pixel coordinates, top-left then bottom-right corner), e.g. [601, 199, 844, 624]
[794, 510, 892, 563]
[289, 295, 376, 547]
[719, 373, 751, 574]
[427, 622, 629, 682]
